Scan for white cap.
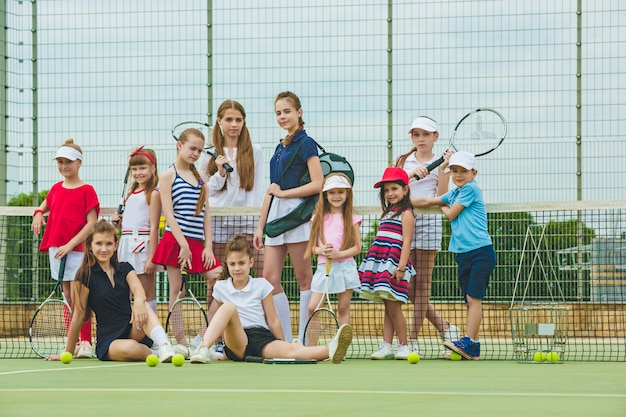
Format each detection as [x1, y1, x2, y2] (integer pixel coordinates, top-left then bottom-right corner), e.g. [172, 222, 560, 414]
[323, 175, 352, 192]
[447, 151, 476, 170]
[408, 116, 437, 133]
[54, 146, 83, 161]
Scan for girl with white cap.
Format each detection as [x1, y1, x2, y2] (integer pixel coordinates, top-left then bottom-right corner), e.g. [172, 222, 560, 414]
[394, 116, 459, 358]
[305, 173, 362, 329]
[31, 138, 100, 359]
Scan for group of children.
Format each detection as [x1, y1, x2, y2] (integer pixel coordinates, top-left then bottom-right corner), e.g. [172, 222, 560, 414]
[31, 92, 495, 365]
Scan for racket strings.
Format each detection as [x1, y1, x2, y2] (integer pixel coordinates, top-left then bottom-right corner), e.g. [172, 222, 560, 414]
[304, 309, 338, 347]
[167, 298, 207, 347]
[454, 110, 506, 155]
[30, 300, 71, 357]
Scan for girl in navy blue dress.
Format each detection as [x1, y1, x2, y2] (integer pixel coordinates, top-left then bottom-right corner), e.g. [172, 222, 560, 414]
[49, 220, 176, 362]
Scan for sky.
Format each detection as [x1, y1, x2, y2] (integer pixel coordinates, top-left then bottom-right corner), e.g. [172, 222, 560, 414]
[2, 1, 624, 232]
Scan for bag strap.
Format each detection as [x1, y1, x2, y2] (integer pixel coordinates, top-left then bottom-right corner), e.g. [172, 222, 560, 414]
[277, 139, 305, 184]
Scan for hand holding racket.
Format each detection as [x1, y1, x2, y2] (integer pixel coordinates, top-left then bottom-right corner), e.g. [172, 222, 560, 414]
[414, 108, 507, 180]
[171, 121, 233, 172]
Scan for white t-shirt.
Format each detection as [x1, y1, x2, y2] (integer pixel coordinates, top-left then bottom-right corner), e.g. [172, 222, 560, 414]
[212, 276, 274, 330]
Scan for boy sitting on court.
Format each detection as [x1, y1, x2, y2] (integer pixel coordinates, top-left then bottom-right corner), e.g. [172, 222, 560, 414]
[411, 151, 496, 360]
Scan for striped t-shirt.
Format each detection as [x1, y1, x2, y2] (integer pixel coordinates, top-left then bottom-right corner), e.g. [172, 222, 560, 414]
[165, 170, 205, 241]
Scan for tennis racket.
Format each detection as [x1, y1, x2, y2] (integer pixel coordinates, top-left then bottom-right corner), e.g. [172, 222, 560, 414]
[245, 356, 317, 364]
[165, 267, 209, 348]
[171, 121, 233, 173]
[416, 108, 507, 178]
[303, 260, 339, 347]
[29, 256, 70, 358]
[113, 165, 131, 225]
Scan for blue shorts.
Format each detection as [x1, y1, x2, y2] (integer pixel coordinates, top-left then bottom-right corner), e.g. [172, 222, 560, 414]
[224, 326, 278, 361]
[455, 245, 496, 302]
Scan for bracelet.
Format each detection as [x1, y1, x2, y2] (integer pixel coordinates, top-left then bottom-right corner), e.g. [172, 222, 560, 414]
[397, 268, 406, 272]
[33, 209, 44, 217]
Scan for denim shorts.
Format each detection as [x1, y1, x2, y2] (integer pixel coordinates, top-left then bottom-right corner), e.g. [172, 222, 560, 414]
[455, 245, 496, 301]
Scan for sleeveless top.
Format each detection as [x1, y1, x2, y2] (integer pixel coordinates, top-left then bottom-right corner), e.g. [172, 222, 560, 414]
[164, 169, 205, 241]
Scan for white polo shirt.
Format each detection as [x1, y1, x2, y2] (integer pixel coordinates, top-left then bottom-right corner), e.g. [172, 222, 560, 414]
[212, 276, 274, 330]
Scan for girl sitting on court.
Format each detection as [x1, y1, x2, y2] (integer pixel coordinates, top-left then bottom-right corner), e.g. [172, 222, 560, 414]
[190, 235, 353, 364]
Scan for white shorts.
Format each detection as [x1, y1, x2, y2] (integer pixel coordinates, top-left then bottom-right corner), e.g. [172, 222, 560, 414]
[412, 214, 442, 251]
[311, 259, 361, 294]
[264, 197, 311, 246]
[118, 233, 151, 274]
[48, 248, 83, 281]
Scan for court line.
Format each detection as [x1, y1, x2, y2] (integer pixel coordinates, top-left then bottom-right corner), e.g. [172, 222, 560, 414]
[0, 387, 623, 398]
[0, 362, 139, 375]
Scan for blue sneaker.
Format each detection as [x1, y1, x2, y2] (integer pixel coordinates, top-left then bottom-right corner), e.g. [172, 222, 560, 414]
[443, 336, 480, 360]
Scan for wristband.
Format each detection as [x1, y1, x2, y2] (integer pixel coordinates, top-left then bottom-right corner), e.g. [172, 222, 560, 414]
[33, 209, 44, 217]
[397, 268, 406, 272]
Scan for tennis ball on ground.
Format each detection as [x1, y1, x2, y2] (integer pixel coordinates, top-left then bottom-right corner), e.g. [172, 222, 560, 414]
[407, 352, 420, 364]
[172, 353, 185, 367]
[533, 351, 547, 363]
[60, 351, 73, 364]
[146, 354, 159, 367]
[450, 352, 462, 361]
[546, 351, 560, 363]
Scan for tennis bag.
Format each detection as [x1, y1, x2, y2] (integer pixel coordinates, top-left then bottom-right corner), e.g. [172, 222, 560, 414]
[264, 142, 354, 238]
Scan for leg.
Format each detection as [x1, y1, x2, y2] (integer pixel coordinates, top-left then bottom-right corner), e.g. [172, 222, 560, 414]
[336, 290, 353, 326]
[465, 295, 482, 340]
[287, 241, 313, 343]
[408, 249, 443, 338]
[137, 272, 157, 313]
[263, 245, 292, 341]
[166, 265, 186, 345]
[202, 266, 223, 323]
[107, 339, 153, 361]
[384, 299, 408, 345]
[190, 302, 248, 363]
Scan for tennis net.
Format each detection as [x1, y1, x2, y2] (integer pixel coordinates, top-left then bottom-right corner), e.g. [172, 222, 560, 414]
[1, 202, 624, 360]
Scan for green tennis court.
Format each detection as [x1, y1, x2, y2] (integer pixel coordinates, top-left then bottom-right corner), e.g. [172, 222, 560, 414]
[1, 359, 624, 416]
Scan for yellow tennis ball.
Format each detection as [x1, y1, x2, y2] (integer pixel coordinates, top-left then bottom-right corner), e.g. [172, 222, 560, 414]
[407, 352, 420, 364]
[450, 351, 462, 361]
[546, 351, 560, 363]
[172, 353, 185, 367]
[146, 354, 159, 367]
[60, 351, 73, 364]
[533, 351, 546, 363]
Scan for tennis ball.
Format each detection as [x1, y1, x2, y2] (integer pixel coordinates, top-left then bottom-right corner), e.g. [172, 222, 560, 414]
[533, 351, 547, 363]
[172, 353, 185, 367]
[546, 351, 560, 363]
[146, 354, 159, 367]
[450, 352, 462, 361]
[407, 352, 420, 364]
[60, 351, 73, 364]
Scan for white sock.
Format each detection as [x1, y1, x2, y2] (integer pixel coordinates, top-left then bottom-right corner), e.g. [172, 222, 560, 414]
[150, 326, 169, 346]
[298, 290, 312, 343]
[147, 299, 157, 313]
[273, 293, 292, 343]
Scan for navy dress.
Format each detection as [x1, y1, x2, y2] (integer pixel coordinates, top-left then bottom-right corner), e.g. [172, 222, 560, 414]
[86, 262, 151, 360]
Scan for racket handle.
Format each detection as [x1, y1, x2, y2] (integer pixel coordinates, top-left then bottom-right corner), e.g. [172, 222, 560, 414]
[414, 156, 445, 181]
[325, 261, 332, 275]
[113, 202, 124, 225]
[206, 150, 234, 173]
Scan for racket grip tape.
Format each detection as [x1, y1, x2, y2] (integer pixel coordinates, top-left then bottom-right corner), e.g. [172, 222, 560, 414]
[206, 150, 234, 173]
[325, 261, 331, 275]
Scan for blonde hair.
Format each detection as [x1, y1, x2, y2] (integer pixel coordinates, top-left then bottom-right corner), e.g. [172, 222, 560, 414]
[178, 128, 207, 216]
[206, 100, 255, 192]
[305, 173, 357, 258]
[275, 91, 304, 146]
[59, 138, 83, 154]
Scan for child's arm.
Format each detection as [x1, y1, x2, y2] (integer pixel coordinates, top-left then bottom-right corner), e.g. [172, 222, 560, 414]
[31, 200, 49, 235]
[268, 156, 323, 199]
[253, 192, 272, 250]
[56, 207, 98, 259]
[159, 169, 191, 265]
[411, 195, 443, 208]
[55, 281, 90, 359]
[145, 189, 162, 275]
[325, 223, 362, 259]
[395, 210, 415, 279]
[262, 294, 285, 341]
[201, 189, 217, 269]
[126, 269, 148, 329]
[440, 201, 465, 221]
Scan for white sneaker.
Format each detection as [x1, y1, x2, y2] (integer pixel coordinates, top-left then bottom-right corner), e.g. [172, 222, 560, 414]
[190, 335, 203, 350]
[174, 344, 190, 359]
[158, 342, 176, 363]
[190, 346, 211, 364]
[395, 344, 411, 360]
[441, 324, 460, 358]
[328, 324, 352, 364]
[76, 341, 93, 359]
[370, 342, 394, 360]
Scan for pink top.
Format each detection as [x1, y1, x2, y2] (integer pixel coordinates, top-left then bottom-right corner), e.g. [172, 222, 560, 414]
[39, 181, 100, 252]
[318, 213, 362, 263]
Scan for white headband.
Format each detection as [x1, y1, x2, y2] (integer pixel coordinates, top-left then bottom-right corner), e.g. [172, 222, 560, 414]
[323, 175, 352, 192]
[54, 146, 83, 161]
[408, 117, 438, 133]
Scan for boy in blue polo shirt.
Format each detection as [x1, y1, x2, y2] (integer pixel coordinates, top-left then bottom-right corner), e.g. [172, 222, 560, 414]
[411, 151, 496, 360]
